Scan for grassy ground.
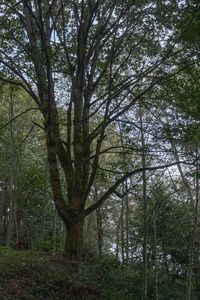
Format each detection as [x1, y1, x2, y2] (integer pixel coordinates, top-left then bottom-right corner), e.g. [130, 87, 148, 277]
[0, 247, 103, 300]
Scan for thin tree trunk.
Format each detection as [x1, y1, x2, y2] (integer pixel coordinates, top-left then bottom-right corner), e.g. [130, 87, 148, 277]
[119, 123, 130, 266]
[116, 221, 120, 260]
[53, 210, 57, 255]
[41, 159, 48, 241]
[140, 109, 148, 299]
[153, 206, 159, 300]
[186, 149, 199, 300]
[125, 186, 129, 265]
[94, 181, 103, 259]
[166, 121, 198, 300]
[0, 163, 6, 244]
[186, 218, 198, 300]
[96, 207, 103, 259]
[60, 223, 66, 252]
[0, 196, 4, 244]
[162, 242, 170, 285]
[194, 262, 200, 299]
[6, 91, 18, 246]
[121, 198, 125, 276]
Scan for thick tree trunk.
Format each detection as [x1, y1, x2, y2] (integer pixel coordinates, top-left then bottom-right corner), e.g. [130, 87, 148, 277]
[64, 216, 85, 259]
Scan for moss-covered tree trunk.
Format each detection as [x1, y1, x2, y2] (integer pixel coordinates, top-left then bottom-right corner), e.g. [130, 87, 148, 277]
[64, 216, 85, 258]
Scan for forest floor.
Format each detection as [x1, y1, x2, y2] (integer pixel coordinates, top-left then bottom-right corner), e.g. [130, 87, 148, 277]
[0, 247, 109, 300]
[0, 246, 189, 299]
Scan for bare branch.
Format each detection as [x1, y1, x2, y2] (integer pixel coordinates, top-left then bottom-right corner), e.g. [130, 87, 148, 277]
[84, 159, 198, 216]
[0, 107, 40, 130]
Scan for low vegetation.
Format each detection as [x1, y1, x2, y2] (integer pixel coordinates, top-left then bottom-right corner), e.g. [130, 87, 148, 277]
[0, 247, 137, 300]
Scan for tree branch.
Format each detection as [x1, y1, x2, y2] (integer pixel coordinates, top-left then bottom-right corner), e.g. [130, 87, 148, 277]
[84, 159, 198, 216]
[0, 108, 40, 130]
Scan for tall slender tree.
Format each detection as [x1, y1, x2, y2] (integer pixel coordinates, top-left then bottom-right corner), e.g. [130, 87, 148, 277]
[0, 0, 196, 258]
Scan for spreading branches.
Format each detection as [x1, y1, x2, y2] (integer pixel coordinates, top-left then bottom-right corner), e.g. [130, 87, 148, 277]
[84, 159, 199, 216]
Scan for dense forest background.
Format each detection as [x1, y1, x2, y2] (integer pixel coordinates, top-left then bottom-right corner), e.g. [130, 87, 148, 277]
[0, 0, 200, 299]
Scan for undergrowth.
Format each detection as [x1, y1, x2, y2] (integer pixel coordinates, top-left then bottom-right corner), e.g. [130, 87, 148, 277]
[0, 247, 139, 300]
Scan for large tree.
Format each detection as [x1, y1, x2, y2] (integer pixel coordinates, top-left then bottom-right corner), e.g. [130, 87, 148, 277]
[0, 0, 196, 258]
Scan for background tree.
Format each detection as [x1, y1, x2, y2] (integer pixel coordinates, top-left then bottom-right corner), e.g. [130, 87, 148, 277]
[0, 83, 65, 252]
